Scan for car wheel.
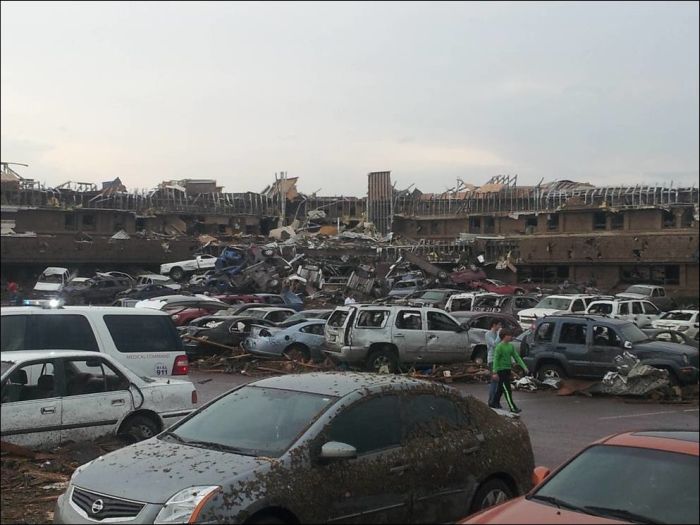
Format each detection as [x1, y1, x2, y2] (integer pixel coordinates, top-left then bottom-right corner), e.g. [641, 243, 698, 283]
[170, 267, 185, 281]
[284, 344, 311, 362]
[119, 415, 160, 443]
[246, 514, 288, 525]
[366, 348, 398, 374]
[472, 346, 487, 365]
[471, 479, 514, 512]
[537, 363, 567, 381]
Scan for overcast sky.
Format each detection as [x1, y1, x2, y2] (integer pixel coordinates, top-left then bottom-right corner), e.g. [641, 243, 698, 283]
[2, 1, 698, 195]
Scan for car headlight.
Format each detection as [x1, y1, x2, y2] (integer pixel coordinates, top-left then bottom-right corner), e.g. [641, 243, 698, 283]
[154, 486, 220, 524]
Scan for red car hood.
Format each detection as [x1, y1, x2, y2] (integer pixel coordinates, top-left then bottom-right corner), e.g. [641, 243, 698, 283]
[459, 496, 627, 524]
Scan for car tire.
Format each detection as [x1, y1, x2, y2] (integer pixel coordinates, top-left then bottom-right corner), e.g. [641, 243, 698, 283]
[246, 515, 287, 525]
[366, 348, 398, 374]
[169, 267, 185, 281]
[119, 415, 160, 443]
[537, 363, 567, 381]
[284, 344, 311, 362]
[470, 479, 514, 513]
[472, 346, 487, 365]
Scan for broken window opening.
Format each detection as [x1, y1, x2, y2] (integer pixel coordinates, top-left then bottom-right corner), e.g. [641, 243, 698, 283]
[64, 214, 76, 231]
[593, 212, 607, 230]
[81, 214, 96, 231]
[469, 217, 481, 233]
[610, 213, 624, 230]
[662, 210, 675, 228]
[680, 208, 694, 228]
[517, 265, 570, 284]
[546, 214, 559, 231]
[620, 265, 680, 286]
[483, 216, 495, 234]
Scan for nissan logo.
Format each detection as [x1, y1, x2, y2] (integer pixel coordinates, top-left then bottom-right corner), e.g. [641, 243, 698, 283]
[91, 499, 104, 514]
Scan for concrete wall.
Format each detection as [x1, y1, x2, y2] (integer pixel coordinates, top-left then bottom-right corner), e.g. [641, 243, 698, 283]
[628, 210, 662, 231]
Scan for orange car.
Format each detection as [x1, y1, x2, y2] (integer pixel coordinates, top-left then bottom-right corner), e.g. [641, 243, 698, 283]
[460, 430, 699, 524]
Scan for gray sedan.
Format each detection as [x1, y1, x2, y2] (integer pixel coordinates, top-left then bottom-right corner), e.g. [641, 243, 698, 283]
[54, 373, 535, 524]
[242, 319, 327, 361]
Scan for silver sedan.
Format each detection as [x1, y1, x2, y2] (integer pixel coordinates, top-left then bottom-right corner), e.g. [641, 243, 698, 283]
[241, 319, 327, 361]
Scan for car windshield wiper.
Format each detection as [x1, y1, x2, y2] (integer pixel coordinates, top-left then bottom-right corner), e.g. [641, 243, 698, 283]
[583, 505, 664, 524]
[161, 431, 187, 444]
[530, 494, 591, 515]
[178, 439, 255, 456]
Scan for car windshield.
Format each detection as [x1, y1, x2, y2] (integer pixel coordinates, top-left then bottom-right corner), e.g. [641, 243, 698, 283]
[39, 274, 63, 284]
[246, 310, 268, 319]
[661, 311, 695, 321]
[419, 291, 445, 301]
[532, 444, 698, 524]
[165, 386, 336, 457]
[536, 297, 572, 310]
[625, 286, 651, 295]
[619, 323, 650, 343]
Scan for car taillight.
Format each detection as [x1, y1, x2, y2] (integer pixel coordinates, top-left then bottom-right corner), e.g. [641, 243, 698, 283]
[191, 390, 198, 404]
[173, 355, 189, 375]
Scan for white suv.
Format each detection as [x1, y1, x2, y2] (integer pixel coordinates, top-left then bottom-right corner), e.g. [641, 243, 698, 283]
[1, 306, 189, 377]
[517, 294, 600, 330]
[586, 299, 661, 327]
[324, 304, 470, 372]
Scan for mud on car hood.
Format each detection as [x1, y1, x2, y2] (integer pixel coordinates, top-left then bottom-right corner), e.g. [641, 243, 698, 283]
[72, 438, 270, 504]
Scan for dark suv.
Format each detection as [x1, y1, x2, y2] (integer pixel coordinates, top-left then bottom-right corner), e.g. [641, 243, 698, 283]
[61, 275, 132, 305]
[521, 315, 699, 385]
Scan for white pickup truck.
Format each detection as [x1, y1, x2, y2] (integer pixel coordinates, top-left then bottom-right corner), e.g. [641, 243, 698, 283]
[160, 254, 218, 281]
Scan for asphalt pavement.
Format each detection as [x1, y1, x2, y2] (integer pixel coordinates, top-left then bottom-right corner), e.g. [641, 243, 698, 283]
[189, 370, 699, 469]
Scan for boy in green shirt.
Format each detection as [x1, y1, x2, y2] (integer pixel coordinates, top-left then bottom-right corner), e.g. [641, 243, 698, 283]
[492, 329, 529, 414]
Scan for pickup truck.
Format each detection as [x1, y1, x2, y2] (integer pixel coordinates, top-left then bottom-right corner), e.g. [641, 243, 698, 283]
[616, 284, 676, 312]
[160, 254, 218, 281]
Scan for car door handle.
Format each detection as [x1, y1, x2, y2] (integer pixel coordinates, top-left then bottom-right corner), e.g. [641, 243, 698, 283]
[428, 335, 438, 340]
[394, 334, 405, 338]
[389, 465, 411, 475]
[41, 407, 56, 415]
[111, 399, 125, 406]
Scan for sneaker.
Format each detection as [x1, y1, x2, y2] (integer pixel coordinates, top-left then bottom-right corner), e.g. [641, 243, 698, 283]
[511, 407, 522, 414]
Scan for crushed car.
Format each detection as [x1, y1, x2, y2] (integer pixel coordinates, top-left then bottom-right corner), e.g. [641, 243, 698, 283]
[242, 319, 327, 361]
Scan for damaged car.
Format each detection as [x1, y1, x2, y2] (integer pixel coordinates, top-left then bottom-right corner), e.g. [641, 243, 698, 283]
[241, 319, 327, 361]
[1, 350, 197, 449]
[54, 373, 535, 524]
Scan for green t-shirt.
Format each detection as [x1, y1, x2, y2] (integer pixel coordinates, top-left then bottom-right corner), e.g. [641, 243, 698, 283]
[492, 341, 527, 372]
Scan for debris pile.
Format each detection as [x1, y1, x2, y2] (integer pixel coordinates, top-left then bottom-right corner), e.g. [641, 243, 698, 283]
[599, 352, 672, 397]
[1, 438, 125, 524]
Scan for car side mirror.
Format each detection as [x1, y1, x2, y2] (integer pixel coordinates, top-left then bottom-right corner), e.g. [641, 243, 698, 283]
[320, 441, 357, 461]
[624, 341, 633, 349]
[531, 466, 551, 486]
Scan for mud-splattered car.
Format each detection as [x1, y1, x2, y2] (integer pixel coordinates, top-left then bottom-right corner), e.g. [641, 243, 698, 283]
[54, 373, 535, 524]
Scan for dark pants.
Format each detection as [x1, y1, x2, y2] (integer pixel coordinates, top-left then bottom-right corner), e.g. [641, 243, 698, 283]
[487, 363, 500, 408]
[495, 369, 518, 412]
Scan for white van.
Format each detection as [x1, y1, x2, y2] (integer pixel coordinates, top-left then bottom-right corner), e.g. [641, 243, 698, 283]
[1, 306, 189, 377]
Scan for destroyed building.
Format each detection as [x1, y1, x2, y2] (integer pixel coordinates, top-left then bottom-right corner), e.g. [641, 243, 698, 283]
[1, 163, 698, 299]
